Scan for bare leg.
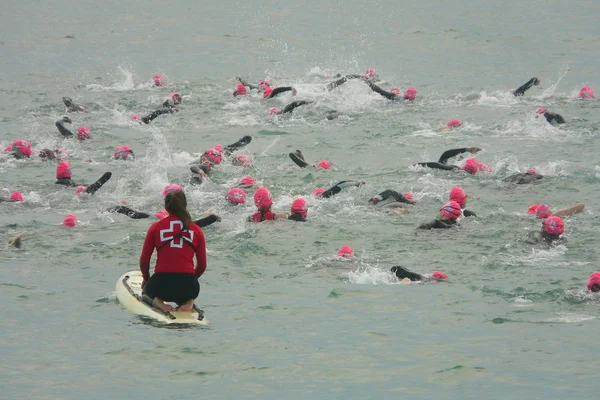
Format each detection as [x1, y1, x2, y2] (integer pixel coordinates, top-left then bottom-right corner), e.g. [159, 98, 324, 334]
[178, 299, 194, 312]
[152, 297, 175, 312]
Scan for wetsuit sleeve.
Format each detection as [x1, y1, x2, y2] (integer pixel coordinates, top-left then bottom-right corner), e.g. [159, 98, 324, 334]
[366, 82, 397, 101]
[193, 226, 207, 278]
[327, 77, 349, 91]
[56, 121, 74, 138]
[282, 100, 312, 114]
[194, 214, 220, 228]
[438, 148, 469, 164]
[321, 181, 362, 199]
[545, 112, 565, 125]
[139, 224, 156, 281]
[107, 205, 150, 219]
[236, 77, 259, 90]
[378, 189, 415, 205]
[513, 77, 538, 97]
[267, 87, 293, 98]
[418, 219, 451, 229]
[416, 162, 459, 171]
[55, 178, 78, 187]
[222, 135, 252, 156]
[142, 108, 175, 124]
[463, 209, 477, 217]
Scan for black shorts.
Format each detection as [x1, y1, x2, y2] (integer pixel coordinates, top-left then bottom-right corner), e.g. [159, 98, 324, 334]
[143, 272, 200, 304]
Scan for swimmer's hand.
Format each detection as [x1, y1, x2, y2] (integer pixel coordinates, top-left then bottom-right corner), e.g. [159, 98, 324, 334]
[292, 87, 297, 96]
[468, 147, 482, 154]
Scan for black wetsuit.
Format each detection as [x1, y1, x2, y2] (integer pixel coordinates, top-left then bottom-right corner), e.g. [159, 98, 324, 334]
[55, 178, 78, 187]
[369, 190, 415, 207]
[319, 181, 364, 199]
[108, 206, 220, 228]
[288, 213, 306, 222]
[63, 97, 87, 112]
[542, 111, 565, 125]
[141, 108, 177, 124]
[463, 209, 477, 217]
[275, 101, 313, 114]
[265, 87, 294, 98]
[418, 218, 457, 230]
[390, 266, 423, 281]
[503, 172, 543, 184]
[526, 230, 564, 245]
[513, 77, 539, 97]
[189, 136, 252, 184]
[416, 148, 473, 171]
[56, 118, 74, 138]
[327, 74, 363, 91]
[366, 81, 399, 101]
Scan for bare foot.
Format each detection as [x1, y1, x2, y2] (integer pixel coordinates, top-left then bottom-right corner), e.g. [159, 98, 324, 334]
[153, 298, 175, 312]
[178, 300, 194, 312]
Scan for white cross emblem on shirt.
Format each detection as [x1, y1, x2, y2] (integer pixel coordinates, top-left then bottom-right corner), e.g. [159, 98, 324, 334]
[159, 220, 194, 248]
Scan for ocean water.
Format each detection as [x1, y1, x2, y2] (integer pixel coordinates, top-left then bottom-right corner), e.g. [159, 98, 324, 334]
[1, 1, 600, 399]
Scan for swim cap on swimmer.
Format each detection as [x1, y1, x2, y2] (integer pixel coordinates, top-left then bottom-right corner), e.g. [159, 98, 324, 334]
[447, 119, 462, 128]
[526, 169, 537, 175]
[77, 127, 91, 140]
[463, 158, 479, 174]
[535, 204, 552, 219]
[527, 204, 539, 215]
[337, 246, 354, 258]
[4, 145, 13, 153]
[291, 197, 308, 217]
[155, 209, 168, 220]
[402, 192, 413, 201]
[213, 144, 224, 152]
[391, 88, 400, 95]
[259, 80, 270, 90]
[440, 200, 462, 220]
[227, 188, 247, 204]
[234, 154, 253, 167]
[114, 145, 134, 160]
[318, 160, 331, 169]
[254, 187, 273, 209]
[449, 187, 467, 208]
[431, 271, 448, 280]
[478, 162, 492, 173]
[313, 188, 325, 196]
[269, 107, 280, 115]
[204, 148, 222, 165]
[10, 191, 23, 202]
[56, 161, 72, 179]
[238, 176, 256, 188]
[153, 75, 164, 87]
[169, 92, 182, 104]
[579, 86, 595, 99]
[233, 83, 247, 97]
[162, 183, 183, 197]
[62, 214, 77, 227]
[404, 88, 417, 101]
[75, 186, 86, 194]
[12, 140, 32, 157]
[130, 115, 141, 121]
[263, 87, 273, 98]
[535, 107, 546, 115]
[543, 216, 564, 235]
[365, 68, 378, 78]
[587, 272, 600, 292]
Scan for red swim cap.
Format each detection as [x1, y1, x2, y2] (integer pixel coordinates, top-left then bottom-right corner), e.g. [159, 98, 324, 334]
[254, 187, 273, 209]
[313, 188, 325, 196]
[269, 107, 280, 114]
[153, 75, 164, 86]
[579, 86, 595, 99]
[535, 107, 546, 114]
[233, 84, 246, 97]
[402, 192, 413, 201]
[527, 204, 539, 215]
[56, 161, 72, 179]
[587, 271, 600, 291]
[162, 184, 183, 197]
[391, 88, 400, 95]
[291, 198, 308, 217]
[318, 160, 331, 169]
[63, 214, 77, 227]
[449, 187, 467, 208]
[12, 140, 32, 157]
[235, 154, 253, 167]
[463, 158, 479, 174]
[114, 145, 134, 160]
[535, 204, 552, 219]
[404, 88, 417, 101]
[365, 68, 378, 77]
[239, 176, 256, 187]
[543, 216, 564, 235]
[440, 200, 462, 220]
[204, 148, 222, 165]
[227, 188, 247, 204]
[431, 271, 448, 280]
[75, 186, 86, 195]
[447, 119, 462, 128]
[337, 246, 354, 258]
[10, 191, 23, 202]
[263, 87, 273, 98]
[155, 209, 168, 220]
[77, 127, 91, 140]
[259, 80, 270, 90]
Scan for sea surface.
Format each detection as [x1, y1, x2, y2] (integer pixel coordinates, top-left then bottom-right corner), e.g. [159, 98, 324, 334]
[1, 1, 600, 399]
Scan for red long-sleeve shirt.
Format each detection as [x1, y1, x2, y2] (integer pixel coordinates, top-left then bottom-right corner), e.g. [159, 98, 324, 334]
[139, 215, 207, 281]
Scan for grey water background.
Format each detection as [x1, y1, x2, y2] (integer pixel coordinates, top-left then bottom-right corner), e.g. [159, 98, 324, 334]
[1, 0, 600, 398]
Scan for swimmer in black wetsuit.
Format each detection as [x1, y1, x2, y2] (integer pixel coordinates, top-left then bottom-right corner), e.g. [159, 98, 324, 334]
[512, 77, 540, 97]
[503, 169, 543, 184]
[270, 100, 313, 115]
[56, 116, 74, 138]
[327, 68, 381, 91]
[315, 180, 365, 199]
[189, 136, 252, 184]
[390, 266, 448, 282]
[63, 97, 88, 112]
[418, 200, 462, 229]
[236, 77, 296, 98]
[414, 147, 482, 171]
[288, 150, 332, 170]
[365, 82, 417, 102]
[525, 216, 565, 245]
[448, 187, 476, 217]
[288, 198, 308, 222]
[368, 190, 415, 211]
[107, 205, 221, 227]
[137, 93, 182, 124]
[535, 107, 565, 125]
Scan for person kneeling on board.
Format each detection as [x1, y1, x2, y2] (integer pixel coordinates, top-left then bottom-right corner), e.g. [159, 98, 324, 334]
[139, 189, 207, 313]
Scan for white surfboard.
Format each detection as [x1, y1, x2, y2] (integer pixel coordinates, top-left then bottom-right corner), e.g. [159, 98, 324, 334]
[115, 270, 208, 325]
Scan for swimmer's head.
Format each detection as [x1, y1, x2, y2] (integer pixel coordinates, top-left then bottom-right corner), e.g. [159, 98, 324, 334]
[534, 78, 541, 85]
[404, 88, 417, 102]
[155, 209, 168, 220]
[213, 144, 224, 152]
[62, 214, 77, 227]
[337, 246, 354, 258]
[233, 154, 253, 167]
[75, 186, 86, 195]
[227, 188, 247, 204]
[162, 183, 183, 197]
[12, 140, 32, 157]
[368, 195, 382, 204]
[543, 215, 564, 236]
[254, 187, 273, 210]
[535, 204, 552, 219]
[77, 127, 91, 140]
[440, 200, 462, 220]
[170, 92, 182, 104]
[526, 168, 537, 175]
[579, 86, 595, 99]
[447, 119, 462, 128]
[56, 161, 72, 179]
[535, 107, 546, 115]
[449, 187, 467, 208]
[587, 272, 600, 292]
[390, 88, 400, 95]
[233, 84, 247, 97]
[313, 188, 325, 196]
[114, 145, 134, 160]
[153, 75, 164, 87]
[403, 192, 413, 201]
[238, 176, 256, 188]
[10, 191, 23, 202]
[527, 204, 539, 215]
[317, 160, 331, 169]
[291, 197, 308, 217]
[263, 87, 273, 98]
[204, 148, 222, 165]
[259, 80, 270, 90]
[462, 158, 479, 174]
[431, 271, 448, 280]
[130, 115, 141, 122]
[4, 145, 12, 153]
[364, 68, 378, 79]
[269, 107, 280, 115]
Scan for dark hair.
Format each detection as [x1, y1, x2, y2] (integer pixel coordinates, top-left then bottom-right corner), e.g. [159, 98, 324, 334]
[164, 190, 192, 229]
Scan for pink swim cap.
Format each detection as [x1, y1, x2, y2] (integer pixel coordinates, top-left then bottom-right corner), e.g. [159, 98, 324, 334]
[63, 214, 77, 227]
[337, 246, 354, 258]
[235, 154, 253, 167]
[535, 204, 552, 219]
[527, 204, 539, 215]
[75, 186, 86, 194]
[155, 209, 168, 220]
[402, 192, 413, 201]
[263, 87, 273, 98]
[269, 107, 280, 115]
[579, 86, 595, 99]
[153, 75, 164, 86]
[254, 187, 273, 209]
[431, 271, 448, 280]
[463, 158, 479, 174]
[587, 271, 600, 291]
[318, 160, 331, 169]
[10, 191, 23, 201]
[4, 145, 13, 153]
[478, 163, 492, 173]
[56, 161, 72, 179]
[12, 140, 32, 157]
[170, 92, 182, 103]
[114, 145, 134, 160]
[239, 176, 256, 187]
[162, 183, 183, 196]
[365, 68, 378, 78]
[204, 148, 222, 165]
[449, 187, 467, 208]
[313, 188, 325, 196]
[233, 83, 247, 97]
[391, 88, 400, 95]
[291, 197, 308, 217]
[404, 88, 417, 101]
[259, 80, 270, 90]
[535, 107, 546, 114]
[77, 127, 91, 140]
[526, 169, 537, 175]
[130, 115, 141, 121]
[227, 188, 247, 204]
[213, 144, 224, 152]
[440, 200, 462, 220]
[447, 119, 462, 128]
[543, 216, 564, 235]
